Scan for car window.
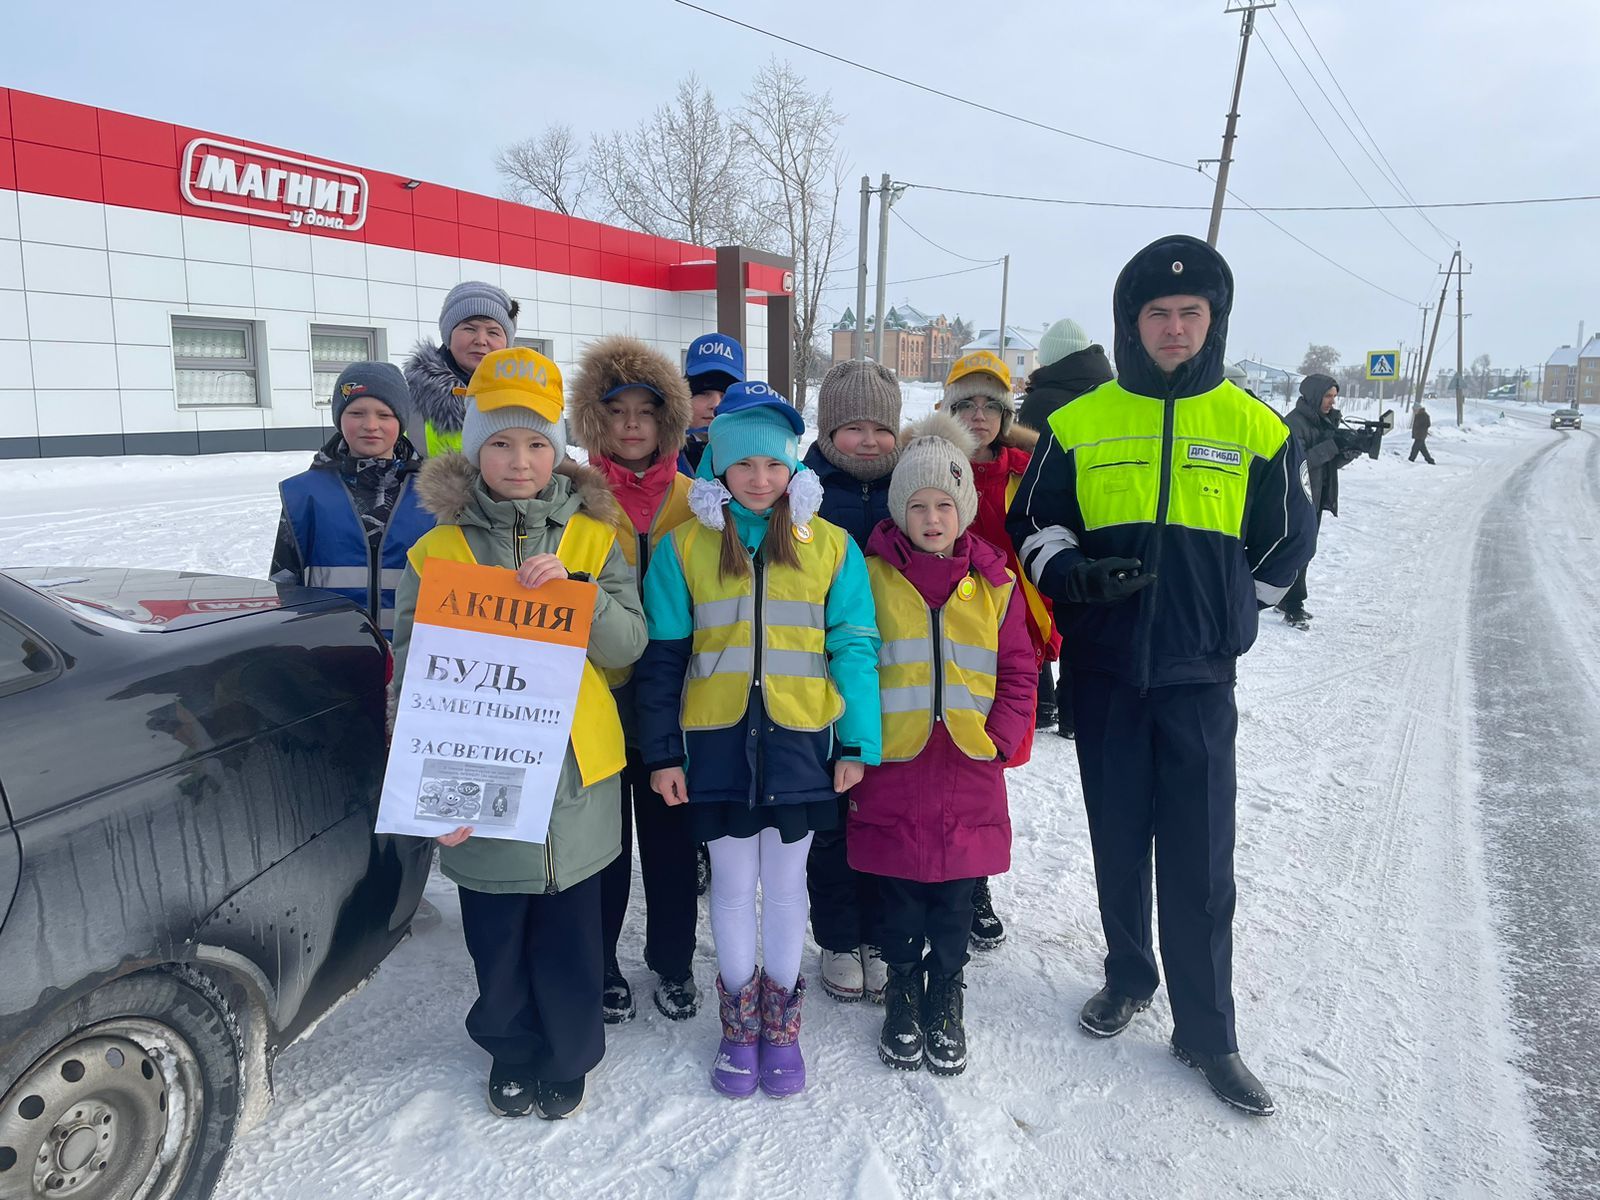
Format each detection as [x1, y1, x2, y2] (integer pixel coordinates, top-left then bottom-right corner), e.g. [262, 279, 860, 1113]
[0, 613, 58, 696]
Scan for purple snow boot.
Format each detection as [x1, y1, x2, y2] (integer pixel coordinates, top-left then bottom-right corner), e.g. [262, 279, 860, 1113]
[710, 972, 762, 1099]
[758, 972, 808, 1098]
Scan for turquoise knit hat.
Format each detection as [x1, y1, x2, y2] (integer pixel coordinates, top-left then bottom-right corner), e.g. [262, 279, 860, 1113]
[1038, 318, 1093, 368]
[706, 382, 803, 475]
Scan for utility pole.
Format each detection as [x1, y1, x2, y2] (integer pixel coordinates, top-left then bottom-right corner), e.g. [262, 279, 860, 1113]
[1412, 303, 1433, 411]
[996, 255, 1010, 371]
[1205, 0, 1276, 247]
[853, 176, 869, 360]
[1455, 246, 1472, 426]
[873, 172, 892, 365]
[1417, 251, 1458, 414]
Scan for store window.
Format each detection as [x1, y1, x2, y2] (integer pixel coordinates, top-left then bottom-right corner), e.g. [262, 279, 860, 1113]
[515, 336, 553, 357]
[172, 318, 261, 408]
[311, 326, 379, 404]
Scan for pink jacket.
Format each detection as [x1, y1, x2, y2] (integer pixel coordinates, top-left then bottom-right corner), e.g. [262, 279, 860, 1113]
[846, 521, 1035, 883]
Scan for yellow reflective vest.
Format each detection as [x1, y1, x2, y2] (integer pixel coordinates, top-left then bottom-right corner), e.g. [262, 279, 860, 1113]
[670, 518, 848, 733]
[603, 473, 693, 688]
[405, 514, 626, 787]
[868, 557, 1012, 762]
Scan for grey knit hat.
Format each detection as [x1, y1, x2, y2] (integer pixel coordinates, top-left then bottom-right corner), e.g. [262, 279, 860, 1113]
[331, 360, 411, 425]
[1038, 318, 1093, 368]
[888, 412, 979, 535]
[815, 359, 904, 480]
[461, 404, 567, 468]
[439, 280, 519, 342]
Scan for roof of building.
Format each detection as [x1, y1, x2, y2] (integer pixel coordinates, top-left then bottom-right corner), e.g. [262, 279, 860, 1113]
[963, 326, 1040, 353]
[1581, 336, 1600, 360]
[1547, 345, 1580, 367]
[1236, 358, 1299, 381]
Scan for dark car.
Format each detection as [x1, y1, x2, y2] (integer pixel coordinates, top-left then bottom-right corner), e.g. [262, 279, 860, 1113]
[1551, 408, 1583, 430]
[0, 567, 430, 1200]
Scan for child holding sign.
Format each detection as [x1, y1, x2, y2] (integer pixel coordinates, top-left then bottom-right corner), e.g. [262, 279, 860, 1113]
[635, 383, 882, 1100]
[846, 414, 1034, 1076]
[390, 346, 646, 1121]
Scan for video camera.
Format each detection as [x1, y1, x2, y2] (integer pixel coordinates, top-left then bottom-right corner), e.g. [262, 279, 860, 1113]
[1333, 409, 1394, 460]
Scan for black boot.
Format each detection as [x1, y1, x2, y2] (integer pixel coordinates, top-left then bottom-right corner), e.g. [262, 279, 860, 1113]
[877, 965, 924, 1071]
[602, 961, 635, 1024]
[1171, 1039, 1276, 1116]
[922, 972, 968, 1076]
[969, 877, 1006, 950]
[534, 1075, 587, 1120]
[1078, 985, 1152, 1038]
[1035, 700, 1058, 731]
[487, 1063, 536, 1118]
[652, 972, 699, 1021]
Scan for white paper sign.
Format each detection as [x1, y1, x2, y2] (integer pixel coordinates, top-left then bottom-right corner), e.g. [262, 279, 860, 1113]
[376, 561, 595, 843]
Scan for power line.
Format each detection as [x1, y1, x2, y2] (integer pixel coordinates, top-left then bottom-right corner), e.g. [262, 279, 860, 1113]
[889, 208, 1001, 265]
[1278, 0, 1456, 248]
[1255, 26, 1437, 264]
[895, 180, 1600, 213]
[671, 0, 1193, 172]
[820, 261, 1000, 293]
[673, 0, 1422, 309]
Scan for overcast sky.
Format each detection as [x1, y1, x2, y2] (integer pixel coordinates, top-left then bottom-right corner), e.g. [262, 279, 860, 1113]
[6, 0, 1596, 373]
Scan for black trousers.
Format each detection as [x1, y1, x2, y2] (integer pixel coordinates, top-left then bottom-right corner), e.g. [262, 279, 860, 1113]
[1073, 670, 1240, 1054]
[1409, 437, 1435, 463]
[808, 796, 880, 951]
[1281, 511, 1323, 612]
[1038, 661, 1075, 732]
[875, 876, 976, 978]
[457, 873, 605, 1082]
[599, 756, 698, 979]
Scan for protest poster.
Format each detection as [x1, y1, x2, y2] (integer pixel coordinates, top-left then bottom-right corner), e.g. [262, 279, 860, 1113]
[376, 559, 596, 843]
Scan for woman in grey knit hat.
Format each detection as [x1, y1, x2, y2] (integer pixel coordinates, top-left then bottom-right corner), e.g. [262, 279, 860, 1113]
[402, 280, 522, 456]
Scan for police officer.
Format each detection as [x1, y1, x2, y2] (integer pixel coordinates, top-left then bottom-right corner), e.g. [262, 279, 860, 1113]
[1007, 235, 1316, 1116]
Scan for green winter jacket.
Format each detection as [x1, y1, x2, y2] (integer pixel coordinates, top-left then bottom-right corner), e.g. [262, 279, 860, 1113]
[391, 454, 647, 894]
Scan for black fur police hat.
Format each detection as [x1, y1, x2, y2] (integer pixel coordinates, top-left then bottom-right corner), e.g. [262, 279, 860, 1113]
[1114, 235, 1233, 324]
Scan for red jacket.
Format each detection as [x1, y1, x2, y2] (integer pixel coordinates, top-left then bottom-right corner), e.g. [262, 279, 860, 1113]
[846, 523, 1033, 883]
[968, 428, 1061, 665]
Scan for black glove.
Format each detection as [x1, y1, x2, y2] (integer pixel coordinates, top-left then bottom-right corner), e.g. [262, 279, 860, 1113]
[1064, 557, 1155, 604]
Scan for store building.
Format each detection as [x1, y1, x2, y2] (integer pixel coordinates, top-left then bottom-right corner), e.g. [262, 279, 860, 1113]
[0, 89, 793, 458]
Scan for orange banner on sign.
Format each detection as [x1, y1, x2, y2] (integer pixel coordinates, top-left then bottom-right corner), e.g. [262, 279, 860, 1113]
[414, 559, 596, 649]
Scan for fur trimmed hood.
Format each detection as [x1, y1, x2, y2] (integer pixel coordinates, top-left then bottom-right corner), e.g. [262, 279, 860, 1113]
[415, 452, 623, 530]
[402, 340, 469, 436]
[568, 335, 694, 461]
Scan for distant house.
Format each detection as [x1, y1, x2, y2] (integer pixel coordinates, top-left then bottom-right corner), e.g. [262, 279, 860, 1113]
[830, 304, 961, 382]
[1543, 339, 1599, 407]
[962, 326, 1043, 386]
[1236, 359, 1300, 402]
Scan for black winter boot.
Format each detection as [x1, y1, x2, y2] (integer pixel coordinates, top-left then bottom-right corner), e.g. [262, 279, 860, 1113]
[1171, 1039, 1276, 1116]
[534, 1075, 587, 1120]
[922, 972, 968, 1076]
[1078, 985, 1152, 1038]
[602, 961, 635, 1024]
[487, 1064, 536, 1118]
[969, 877, 1006, 950]
[878, 965, 924, 1071]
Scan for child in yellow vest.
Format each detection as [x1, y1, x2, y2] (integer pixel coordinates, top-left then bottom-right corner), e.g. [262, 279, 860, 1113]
[633, 383, 882, 1099]
[569, 335, 702, 1025]
[390, 346, 646, 1120]
[847, 413, 1036, 1076]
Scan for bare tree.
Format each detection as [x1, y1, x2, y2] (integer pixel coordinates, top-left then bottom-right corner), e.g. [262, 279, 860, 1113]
[1299, 343, 1341, 376]
[496, 125, 589, 216]
[590, 75, 774, 248]
[736, 59, 848, 411]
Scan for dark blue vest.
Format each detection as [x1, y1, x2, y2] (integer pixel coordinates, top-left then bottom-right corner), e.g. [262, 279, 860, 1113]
[278, 467, 433, 638]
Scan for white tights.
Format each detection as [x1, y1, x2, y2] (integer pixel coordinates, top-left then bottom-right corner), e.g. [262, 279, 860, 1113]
[707, 828, 814, 993]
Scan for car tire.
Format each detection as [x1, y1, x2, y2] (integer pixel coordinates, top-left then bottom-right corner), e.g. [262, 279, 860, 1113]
[0, 967, 241, 1200]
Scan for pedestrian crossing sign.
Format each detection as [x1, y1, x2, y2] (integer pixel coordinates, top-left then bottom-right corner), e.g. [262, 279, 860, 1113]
[1366, 350, 1398, 380]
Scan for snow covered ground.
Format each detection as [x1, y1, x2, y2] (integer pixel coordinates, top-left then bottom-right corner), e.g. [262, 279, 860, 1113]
[0, 400, 1588, 1199]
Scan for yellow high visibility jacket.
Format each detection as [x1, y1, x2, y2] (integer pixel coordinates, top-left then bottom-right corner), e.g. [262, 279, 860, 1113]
[669, 518, 848, 732]
[406, 513, 626, 787]
[869, 558, 1013, 762]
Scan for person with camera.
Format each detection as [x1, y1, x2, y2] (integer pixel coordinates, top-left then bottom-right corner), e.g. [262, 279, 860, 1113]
[1277, 373, 1361, 629]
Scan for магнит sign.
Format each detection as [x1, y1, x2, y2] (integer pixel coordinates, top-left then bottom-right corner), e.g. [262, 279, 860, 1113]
[181, 138, 368, 232]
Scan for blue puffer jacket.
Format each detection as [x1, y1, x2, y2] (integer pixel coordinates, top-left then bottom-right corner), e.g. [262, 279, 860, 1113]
[802, 442, 892, 551]
[634, 494, 882, 809]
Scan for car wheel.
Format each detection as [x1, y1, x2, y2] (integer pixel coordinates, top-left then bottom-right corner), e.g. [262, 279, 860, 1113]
[0, 969, 240, 1200]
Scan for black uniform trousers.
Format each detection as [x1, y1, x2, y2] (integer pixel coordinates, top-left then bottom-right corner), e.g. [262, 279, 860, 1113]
[599, 755, 698, 980]
[1281, 511, 1323, 613]
[457, 872, 605, 1083]
[1073, 669, 1239, 1054]
[875, 876, 976, 978]
[1037, 661, 1076, 733]
[807, 796, 881, 952]
[1408, 437, 1435, 464]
